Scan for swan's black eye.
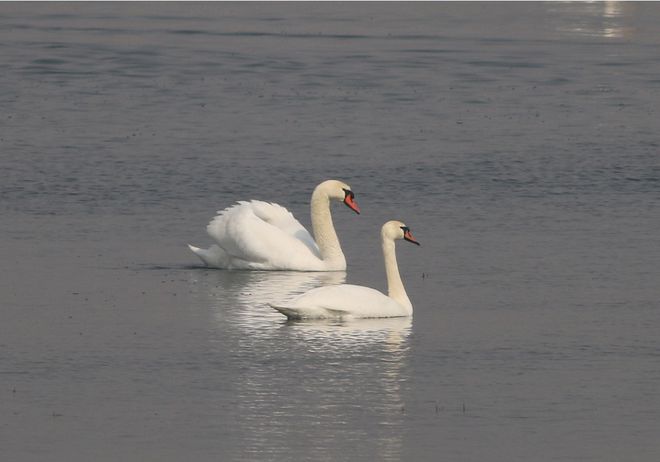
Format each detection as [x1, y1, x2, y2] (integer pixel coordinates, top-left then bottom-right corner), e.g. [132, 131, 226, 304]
[343, 188, 354, 199]
[400, 226, 410, 233]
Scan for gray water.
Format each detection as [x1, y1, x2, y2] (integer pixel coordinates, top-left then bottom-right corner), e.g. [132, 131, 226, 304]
[2, 2, 660, 461]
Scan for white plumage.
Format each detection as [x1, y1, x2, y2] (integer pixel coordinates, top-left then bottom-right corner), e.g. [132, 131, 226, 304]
[188, 180, 360, 271]
[271, 284, 408, 319]
[270, 220, 420, 319]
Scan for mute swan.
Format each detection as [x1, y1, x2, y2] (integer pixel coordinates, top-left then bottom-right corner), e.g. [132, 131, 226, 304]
[270, 220, 420, 319]
[188, 180, 360, 271]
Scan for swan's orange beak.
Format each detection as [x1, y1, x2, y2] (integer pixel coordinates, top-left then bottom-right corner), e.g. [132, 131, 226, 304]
[403, 229, 420, 246]
[343, 191, 360, 214]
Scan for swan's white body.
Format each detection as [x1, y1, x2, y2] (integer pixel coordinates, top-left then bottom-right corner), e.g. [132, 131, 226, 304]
[188, 180, 359, 271]
[271, 221, 420, 319]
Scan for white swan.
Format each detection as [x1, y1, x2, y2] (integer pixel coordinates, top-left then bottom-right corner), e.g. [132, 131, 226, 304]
[270, 220, 420, 319]
[188, 180, 360, 271]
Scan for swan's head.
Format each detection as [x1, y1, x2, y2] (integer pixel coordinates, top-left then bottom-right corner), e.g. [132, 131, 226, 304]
[382, 220, 421, 246]
[317, 179, 360, 214]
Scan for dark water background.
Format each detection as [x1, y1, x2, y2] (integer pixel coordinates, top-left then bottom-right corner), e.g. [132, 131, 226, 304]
[2, 3, 660, 461]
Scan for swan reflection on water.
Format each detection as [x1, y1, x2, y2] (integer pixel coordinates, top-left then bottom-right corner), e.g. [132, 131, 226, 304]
[187, 269, 346, 329]
[283, 316, 412, 350]
[236, 316, 412, 460]
[187, 269, 413, 460]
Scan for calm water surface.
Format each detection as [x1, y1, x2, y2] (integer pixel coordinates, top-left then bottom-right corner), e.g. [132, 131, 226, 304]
[2, 3, 660, 461]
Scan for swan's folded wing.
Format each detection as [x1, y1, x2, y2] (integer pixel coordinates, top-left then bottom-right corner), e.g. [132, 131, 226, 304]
[248, 201, 319, 254]
[322, 307, 353, 316]
[268, 302, 351, 320]
[207, 200, 321, 267]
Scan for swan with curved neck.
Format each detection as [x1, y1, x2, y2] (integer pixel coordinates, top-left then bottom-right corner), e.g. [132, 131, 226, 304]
[188, 180, 360, 271]
[270, 220, 420, 319]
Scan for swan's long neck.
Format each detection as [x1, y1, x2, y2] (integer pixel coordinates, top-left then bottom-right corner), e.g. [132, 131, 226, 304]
[310, 188, 345, 267]
[382, 236, 413, 315]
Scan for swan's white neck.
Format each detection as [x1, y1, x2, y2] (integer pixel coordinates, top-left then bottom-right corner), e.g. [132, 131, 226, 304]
[310, 188, 346, 268]
[382, 236, 413, 315]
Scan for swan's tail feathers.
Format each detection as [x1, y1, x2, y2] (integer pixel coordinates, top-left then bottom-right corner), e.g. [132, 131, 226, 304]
[269, 303, 303, 320]
[188, 244, 228, 268]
